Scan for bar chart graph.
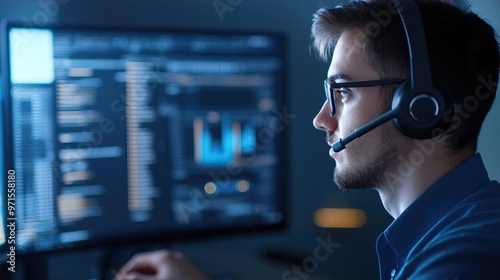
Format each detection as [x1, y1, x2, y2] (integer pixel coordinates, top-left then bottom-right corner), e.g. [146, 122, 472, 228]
[193, 116, 256, 165]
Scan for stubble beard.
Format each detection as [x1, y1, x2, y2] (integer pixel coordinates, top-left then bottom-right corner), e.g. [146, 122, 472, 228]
[333, 125, 400, 190]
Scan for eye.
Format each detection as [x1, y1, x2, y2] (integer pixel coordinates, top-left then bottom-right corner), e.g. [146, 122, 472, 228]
[335, 89, 350, 100]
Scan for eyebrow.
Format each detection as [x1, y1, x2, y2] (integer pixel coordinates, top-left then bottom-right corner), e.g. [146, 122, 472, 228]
[327, 73, 353, 83]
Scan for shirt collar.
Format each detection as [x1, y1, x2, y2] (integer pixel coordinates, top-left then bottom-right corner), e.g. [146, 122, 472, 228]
[382, 153, 490, 260]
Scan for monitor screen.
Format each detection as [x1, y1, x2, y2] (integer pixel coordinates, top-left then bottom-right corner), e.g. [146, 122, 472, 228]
[1, 21, 287, 254]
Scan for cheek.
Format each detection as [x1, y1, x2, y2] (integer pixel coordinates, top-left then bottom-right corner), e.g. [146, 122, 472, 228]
[339, 113, 360, 136]
[338, 104, 372, 136]
[339, 95, 383, 136]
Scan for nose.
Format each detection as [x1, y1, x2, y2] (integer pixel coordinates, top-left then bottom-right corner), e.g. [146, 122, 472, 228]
[313, 101, 338, 132]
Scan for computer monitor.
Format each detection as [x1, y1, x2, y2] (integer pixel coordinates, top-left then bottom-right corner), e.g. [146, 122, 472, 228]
[0, 21, 287, 255]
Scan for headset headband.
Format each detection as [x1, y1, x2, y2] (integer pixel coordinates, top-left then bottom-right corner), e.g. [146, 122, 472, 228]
[393, 0, 434, 92]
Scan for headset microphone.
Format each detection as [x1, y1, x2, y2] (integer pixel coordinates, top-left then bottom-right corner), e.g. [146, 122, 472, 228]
[332, 109, 397, 152]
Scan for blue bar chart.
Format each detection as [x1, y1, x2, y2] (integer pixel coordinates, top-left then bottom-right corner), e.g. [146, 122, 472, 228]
[193, 116, 256, 165]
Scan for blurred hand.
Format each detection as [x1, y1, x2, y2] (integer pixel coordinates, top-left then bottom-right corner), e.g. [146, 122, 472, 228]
[116, 249, 208, 280]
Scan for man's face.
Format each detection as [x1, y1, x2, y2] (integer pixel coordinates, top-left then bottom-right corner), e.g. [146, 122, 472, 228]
[313, 29, 402, 190]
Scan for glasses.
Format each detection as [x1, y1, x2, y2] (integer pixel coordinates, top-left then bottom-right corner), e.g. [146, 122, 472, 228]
[324, 78, 407, 116]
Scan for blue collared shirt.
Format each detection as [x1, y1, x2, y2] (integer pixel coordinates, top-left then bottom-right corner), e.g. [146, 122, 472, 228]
[376, 153, 500, 280]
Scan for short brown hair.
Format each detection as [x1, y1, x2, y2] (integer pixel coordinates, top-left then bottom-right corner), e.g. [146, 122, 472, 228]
[311, 0, 499, 152]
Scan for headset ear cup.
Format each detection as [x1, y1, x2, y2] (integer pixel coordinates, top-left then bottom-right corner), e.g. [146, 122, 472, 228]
[392, 81, 414, 137]
[391, 80, 446, 139]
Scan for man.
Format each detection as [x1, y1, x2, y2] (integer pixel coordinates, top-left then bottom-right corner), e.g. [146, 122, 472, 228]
[117, 0, 500, 279]
[311, 0, 500, 279]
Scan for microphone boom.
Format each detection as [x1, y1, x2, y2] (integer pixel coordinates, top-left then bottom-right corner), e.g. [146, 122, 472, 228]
[333, 109, 397, 152]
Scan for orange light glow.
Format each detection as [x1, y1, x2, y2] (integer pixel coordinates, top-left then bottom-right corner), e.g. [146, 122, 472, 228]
[313, 208, 367, 228]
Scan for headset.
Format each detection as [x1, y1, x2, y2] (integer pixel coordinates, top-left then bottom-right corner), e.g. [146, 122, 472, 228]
[332, 0, 449, 152]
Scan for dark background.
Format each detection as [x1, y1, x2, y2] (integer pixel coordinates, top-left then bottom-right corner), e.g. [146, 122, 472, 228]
[1, 0, 498, 279]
